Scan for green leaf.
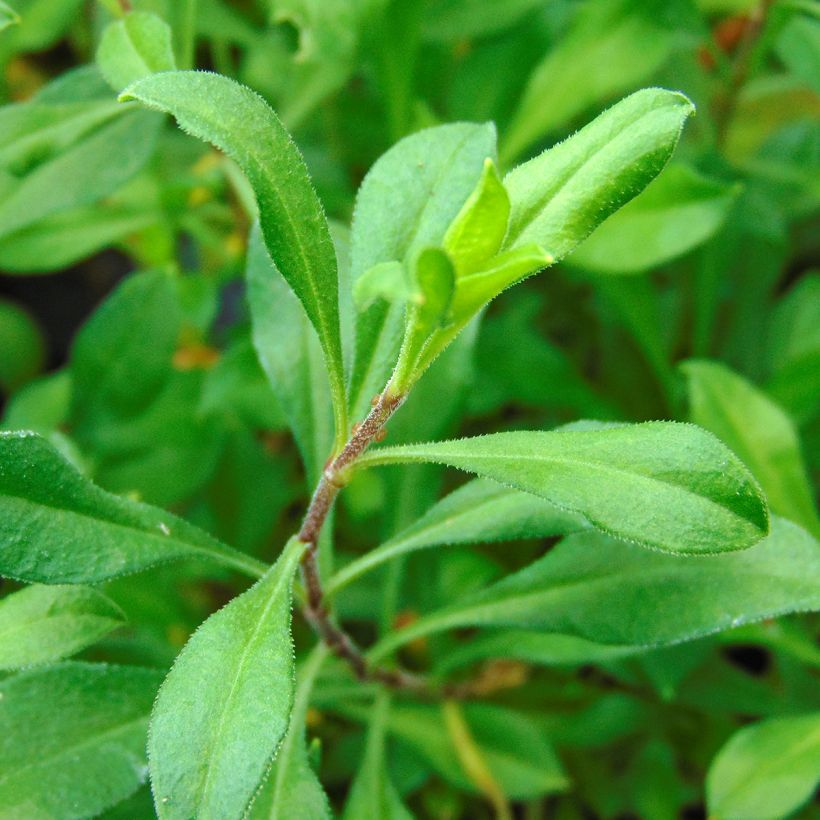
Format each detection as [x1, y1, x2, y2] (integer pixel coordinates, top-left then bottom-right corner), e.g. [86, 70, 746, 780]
[97, 11, 176, 92]
[359, 422, 768, 555]
[328, 478, 586, 595]
[247, 646, 332, 820]
[0, 431, 265, 583]
[0, 584, 125, 669]
[423, 0, 541, 41]
[567, 165, 738, 274]
[682, 360, 820, 536]
[707, 713, 820, 820]
[0, 297, 43, 392]
[504, 88, 695, 262]
[776, 14, 820, 94]
[369, 517, 819, 659]
[353, 261, 409, 311]
[501, 0, 677, 163]
[71, 270, 180, 434]
[348, 122, 496, 417]
[120, 71, 346, 442]
[148, 537, 305, 820]
[342, 693, 413, 820]
[247, 223, 334, 484]
[328, 700, 568, 800]
[0, 109, 162, 240]
[0, 661, 162, 819]
[0, 2, 19, 32]
[444, 157, 510, 276]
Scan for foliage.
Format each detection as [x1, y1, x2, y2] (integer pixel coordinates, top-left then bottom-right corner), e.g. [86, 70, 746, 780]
[0, 1, 817, 818]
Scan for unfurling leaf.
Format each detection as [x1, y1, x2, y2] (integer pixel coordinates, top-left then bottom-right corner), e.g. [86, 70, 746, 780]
[359, 422, 768, 555]
[97, 11, 176, 92]
[444, 157, 510, 276]
[148, 537, 304, 819]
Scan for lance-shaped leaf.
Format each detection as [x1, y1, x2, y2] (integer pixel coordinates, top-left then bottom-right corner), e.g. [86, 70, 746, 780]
[148, 537, 305, 820]
[247, 647, 332, 820]
[0, 584, 125, 669]
[97, 11, 176, 92]
[358, 422, 768, 555]
[342, 692, 412, 820]
[682, 359, 820, 536]
[121, 71, 346, 438]
[328, 479, 586, 595]
[0, 431, 266, 583]
[0, 662, 162, 819]
[504, 88, 695, 261]
[370, 517, 820, 660]
[707, 713, 820, 820]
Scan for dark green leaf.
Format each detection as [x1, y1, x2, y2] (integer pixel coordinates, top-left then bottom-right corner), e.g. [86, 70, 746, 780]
[0, 583, 124, 669]
[0, 431, 265, 583]
[149, 537, 304, 819]
[360, 422, 768, 554]
[0, 661, 162, 819]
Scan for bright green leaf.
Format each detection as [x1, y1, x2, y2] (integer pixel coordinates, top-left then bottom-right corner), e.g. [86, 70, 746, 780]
[707, 713, 820, 819]
[0, 584, 125, 669]
[568, 165, 739, 274]
[348, 122, 496, 417]
[0, 662, 162, 819]
[504, 88, 695, 262]
[328, 478, 586, 595]
[370, 517, 819, 659]
[97, 11, 176, 92]
[120, 71, 346, 440]
[0, 431, 266, 583]
[148, 537, 304, 820]
[0, 2, 19, 32]
[359, 422, 769, 555]
[444, 157, 510, 276]
[353, 261, 409, 310]
[682, 360, 820, 536]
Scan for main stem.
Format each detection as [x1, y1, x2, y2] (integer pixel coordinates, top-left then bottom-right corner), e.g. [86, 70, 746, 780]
[296, 390, 434, 695]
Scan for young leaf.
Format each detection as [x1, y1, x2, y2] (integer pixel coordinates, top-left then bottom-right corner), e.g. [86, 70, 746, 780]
[247, 647, 332, 820]
[246, 223, 334, 484]
[444, 157, 510, 276]
[120, 71, 347, 441]
[369, 517, 819, 659]
[707, 713, 820, 820]
[0, 431, 266, 583]
[348, 122, 496, 417]
[0, 584, 125, 669]
[567, 164, 738, 274]
[97, 11, 176, 92]
[682, 360, 820, 536]
[0, 662, 162, 818]
[342, 692, 413, 820]
[328, 479, 586, 595]
[504, 88, 695, 261]
[148, 537, 305, 820]
[359, 422, 768, 555]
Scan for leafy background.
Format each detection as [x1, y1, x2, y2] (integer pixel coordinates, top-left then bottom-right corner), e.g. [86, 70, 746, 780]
[0, 0, 818, 818]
